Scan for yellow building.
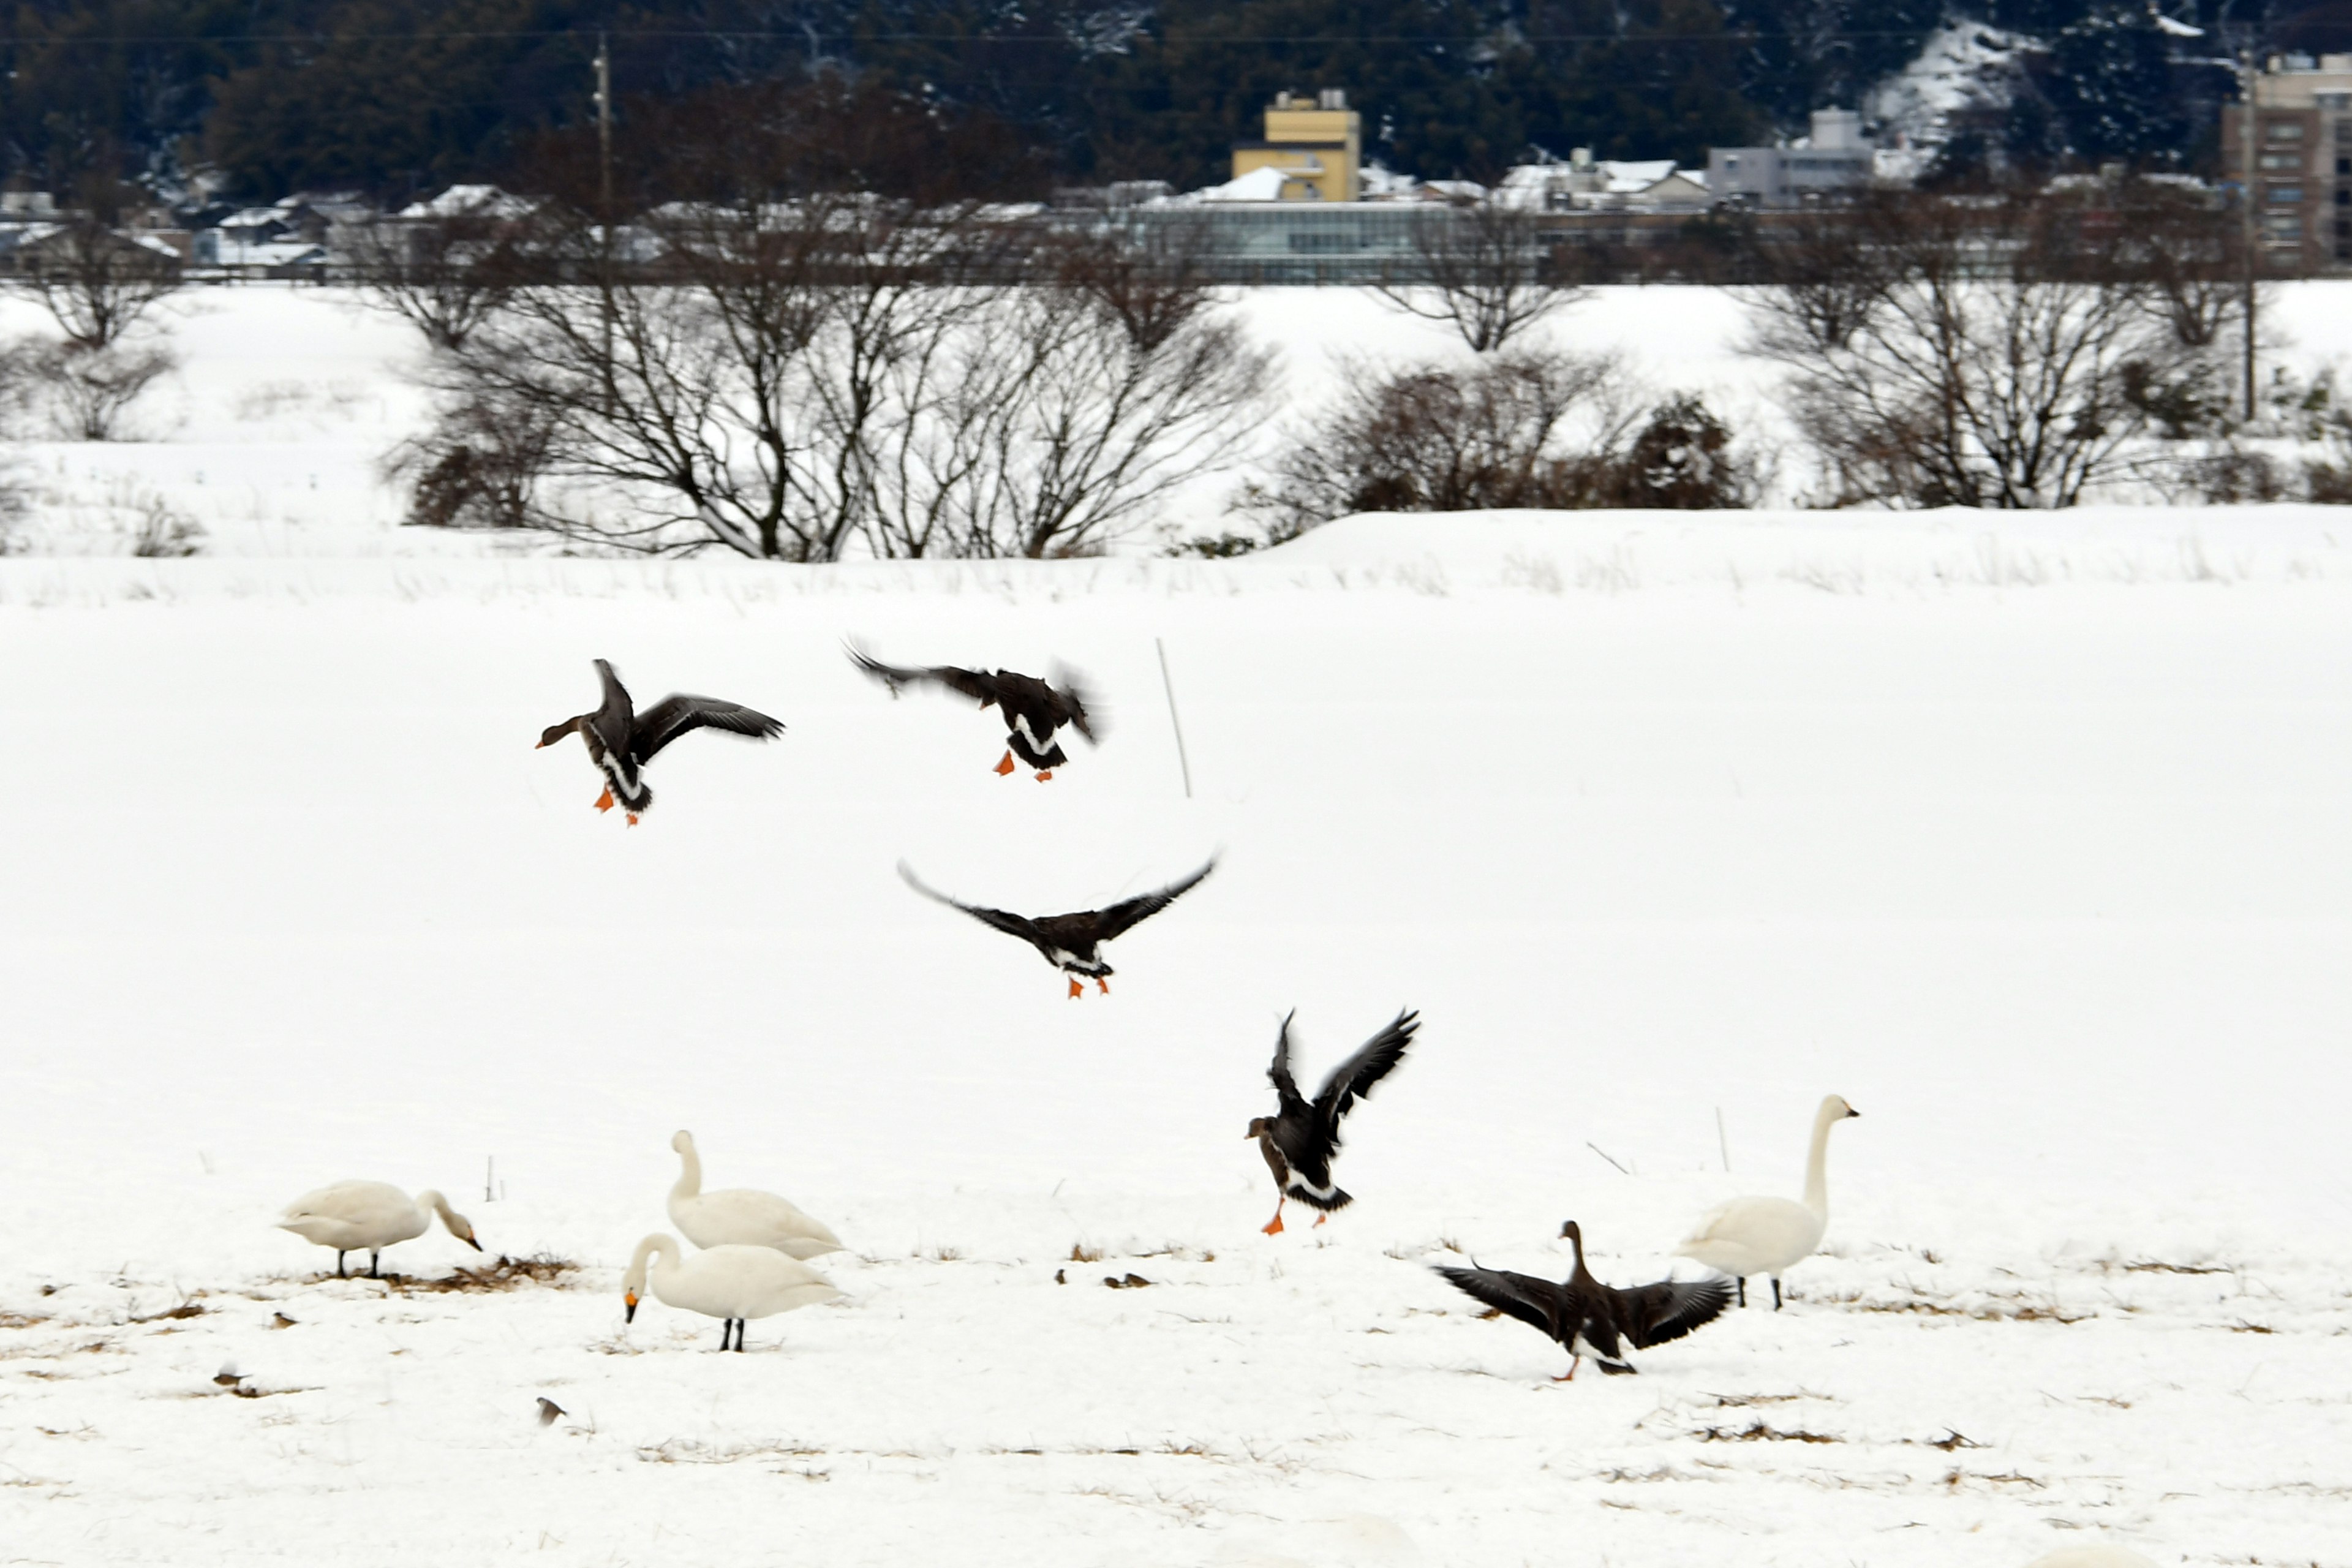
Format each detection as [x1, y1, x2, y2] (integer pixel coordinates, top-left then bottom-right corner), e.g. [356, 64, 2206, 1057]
[1230, 89, 1360, 202]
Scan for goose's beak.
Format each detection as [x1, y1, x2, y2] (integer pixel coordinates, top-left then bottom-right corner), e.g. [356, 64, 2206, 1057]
[624, 1292, 638, 1323]
[534, 740, 546, 748]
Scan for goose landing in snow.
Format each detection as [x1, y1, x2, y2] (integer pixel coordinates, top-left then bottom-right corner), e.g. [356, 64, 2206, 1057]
[622, 1233, 840, 1352]
[537, 658, 783, 824]
[849, 645, 1098, 780]
[1247, 1008, 1420, 1234]
[1676, 1094, 1860, 1309]
[897, 857, 1215, 997]
[668, 1130, 843, 1260]
[277, 1182, 481, 1278]
[1436, 1220, 1732, 1380]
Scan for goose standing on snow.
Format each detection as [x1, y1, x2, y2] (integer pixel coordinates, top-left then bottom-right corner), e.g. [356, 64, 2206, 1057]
[898, 856, 1215, 997]
[622, 1233, 840, 1352]
[1676, 1093, 1861, 1309]
[537, 658, 783, 825]
[1247, 1008, 1419, 1234]
[850, 644, 1098, 780]
[667, 1130, 844, 1260]
[1435, 1220, 1733, 1379]
[277, 1182, 482, 1279]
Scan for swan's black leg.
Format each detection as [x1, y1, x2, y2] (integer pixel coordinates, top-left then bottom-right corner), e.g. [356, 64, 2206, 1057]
[1771, 1277, 1783, 1311]
[733, 1320, 747, 1352]
[1735, 1278, 1745, 1309]
[369, 1250, 382, 1279]
[336, 1251, 347, 1279]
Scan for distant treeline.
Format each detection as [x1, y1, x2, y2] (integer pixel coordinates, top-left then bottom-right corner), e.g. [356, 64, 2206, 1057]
[2, 1, 2345, 204]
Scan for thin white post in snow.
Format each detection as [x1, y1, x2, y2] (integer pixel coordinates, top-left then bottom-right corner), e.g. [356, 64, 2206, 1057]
[486, 1155, 496, 1204]
[1716, 1107, 1731, 1172]
[1155, 637, 1193, 799]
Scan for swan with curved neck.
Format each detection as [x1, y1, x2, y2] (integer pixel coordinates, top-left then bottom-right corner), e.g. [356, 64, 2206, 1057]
[622, 1232, 841, 1352]
[1675, 1094, 1860, 1310]
[667, 1131, 844, 1259]
[277, 1181, 482, 1279]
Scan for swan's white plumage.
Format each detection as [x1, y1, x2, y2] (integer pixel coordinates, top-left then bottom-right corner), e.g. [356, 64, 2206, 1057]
[2023, 1547, 2161, 1568]
[667, 1130, 843, 1259]
[1676, 1094, 1856, 1289]
[276, 1182, 477, 1256]
[623, 1233, 842, 1324]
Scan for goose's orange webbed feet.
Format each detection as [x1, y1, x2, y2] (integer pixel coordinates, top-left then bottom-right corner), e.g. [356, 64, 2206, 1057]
[594, 789, 614, 812]
[993, 752, 1017, 776]
[1067, 976, 1084, 999]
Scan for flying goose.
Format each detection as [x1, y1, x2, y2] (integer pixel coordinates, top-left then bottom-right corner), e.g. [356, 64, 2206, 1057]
[276, 1182, 482, 1278]
[622, 1233, 841, 1352]
[897, 857, 1215, 997]
[668, 1130, 844, 1260]
[1676, 1094, 1861, 1309]
[537, 658, 782, 824]
[1435, 1220, 1732, 1379]
[850, 644, 1097, 780]
[1246, 1008, 1420, 1234]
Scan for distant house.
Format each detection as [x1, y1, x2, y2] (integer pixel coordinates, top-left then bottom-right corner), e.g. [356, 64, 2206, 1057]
[1229, 90, 1362, 202]
[1495, 153, 1712, 213]
[1708, 109, 1877, 207]
[2222, 52, 2352, 274]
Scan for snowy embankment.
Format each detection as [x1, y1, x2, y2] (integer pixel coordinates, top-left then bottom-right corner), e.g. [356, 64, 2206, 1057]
[2, 507, 2350, 1567]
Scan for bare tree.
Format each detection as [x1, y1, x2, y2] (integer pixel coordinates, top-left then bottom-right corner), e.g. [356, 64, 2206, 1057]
[344, 205, 529, 352]
[1369, 200, 1586, 353]
[1745, 195, 2199, 508]
[13, 219, 182, 351]
[1241, 349, 1634, 536]
[912, 281, 1272, 558]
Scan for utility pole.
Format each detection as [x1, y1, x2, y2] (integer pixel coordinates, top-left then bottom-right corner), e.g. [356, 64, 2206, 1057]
[2240, 46, 2260, 421]
[594, 31, 614, 224]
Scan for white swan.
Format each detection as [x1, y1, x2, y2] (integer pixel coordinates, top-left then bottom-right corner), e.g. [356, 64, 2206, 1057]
[667, 1130, 844, 1259]
[277, 1182, 481, 1278]
[1676, 1094, 1860, 1309]
[2023, 1548, 2160, 1568]
[622, 1232, 841, 1351]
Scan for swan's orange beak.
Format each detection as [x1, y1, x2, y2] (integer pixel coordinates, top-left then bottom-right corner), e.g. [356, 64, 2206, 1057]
[624, 1291, 638, 1322]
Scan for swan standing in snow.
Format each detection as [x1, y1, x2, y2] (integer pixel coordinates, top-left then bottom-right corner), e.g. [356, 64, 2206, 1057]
[622, 1232, 841, 1351]
[277, 1182, 482, 1278]
[668, 1130, 844, 1259]
[1675, 1094, 1860, 1310]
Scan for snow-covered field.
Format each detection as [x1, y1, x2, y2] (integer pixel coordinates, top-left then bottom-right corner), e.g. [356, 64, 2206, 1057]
[2, 288, 2350, 1567]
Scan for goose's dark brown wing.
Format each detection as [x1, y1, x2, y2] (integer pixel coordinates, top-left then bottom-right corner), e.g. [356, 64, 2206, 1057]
[591, 658, 635, 741]
[1434, 1265, 1566, 1343]
[1312, 1009, 1420, 1141]
[849, 646, 997, 706]
[1049, 666, 1101, 743]
[1611, 1276, 1734, 1349]
[1090, 857, 1218, 943]
[631, 695, 785, 762]
[897, 862, 1049, 948]
[1266, 1012, 1310, 1119]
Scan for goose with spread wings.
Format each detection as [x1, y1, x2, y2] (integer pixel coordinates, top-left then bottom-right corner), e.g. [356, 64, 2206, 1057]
[1434, 1220, 1732, 1380]
[897, 858, 1214, 997]
[850, 644, 1097, 780]
[1247, 1008, 1420, 1234]
[537, 658, 783, 824]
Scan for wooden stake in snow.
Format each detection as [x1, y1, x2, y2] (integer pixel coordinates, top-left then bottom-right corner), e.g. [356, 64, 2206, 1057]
[1155, 637, 1193, 799]
[1586, 1141, 1629, 1175]
[1716, 1107, 1731, 1172]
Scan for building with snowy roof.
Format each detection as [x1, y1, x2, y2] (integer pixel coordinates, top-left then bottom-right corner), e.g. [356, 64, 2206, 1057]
[1229, 90, 1361, 203]
[1706, 108, 1877, 208]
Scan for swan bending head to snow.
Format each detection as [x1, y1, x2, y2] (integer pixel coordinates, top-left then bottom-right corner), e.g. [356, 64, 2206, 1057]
[277, 1181, 481, 1279]
[666, 1130, 845, 1259]
[622, 1232, 842, 1352]
[1674, 1094, 1859, 1311]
